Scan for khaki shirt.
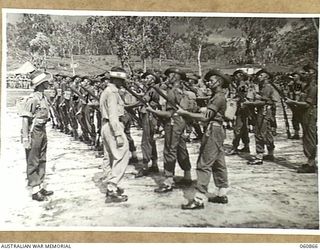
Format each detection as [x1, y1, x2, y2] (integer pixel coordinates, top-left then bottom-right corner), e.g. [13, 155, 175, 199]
[207, 91, 226, 123]
[20, 92, 50, 127]
[100, 83, 124, 137]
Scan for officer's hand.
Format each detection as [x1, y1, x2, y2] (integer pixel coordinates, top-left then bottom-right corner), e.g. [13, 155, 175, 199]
[116, 135, 124, 148]
[22, 138, 31, 149]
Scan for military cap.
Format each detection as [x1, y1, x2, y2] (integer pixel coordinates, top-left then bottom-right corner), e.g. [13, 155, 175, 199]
[70, 75, 80, 80]
[81, 75, 91, 80]
[204, 69, 231, 87]
[289, 71, 302, 78]
[303, 64, 317, 73]
[96, 71, 109, 78]
[186, 73, 200, 82]
[141, 71, 160, 84]
[255, 69, 273, 79]
[30, 70, 53, 88]
[164, 67, 186, 80]
[233, 69, 246, 76]
[109, 66, 127, 80]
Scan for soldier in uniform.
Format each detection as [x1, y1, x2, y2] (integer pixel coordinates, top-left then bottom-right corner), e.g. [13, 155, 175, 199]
[146, 68, 193, 193]
[184, 73, 204, 141]
[134, 71, 160, 177]
[118, 82, 139, 164]
[100, 67, 130, 203]
[177, 69, 230, 209]
[286, 72, 305, 139]
[244, 69, 277, 165]
[65, 76, 79, 140]
[20, 70, 54, 201]
[227, 70, 250, 155]
[79, 76, 96, 145]
[82, 77, 97, 147]
[286, 65, 318, 173]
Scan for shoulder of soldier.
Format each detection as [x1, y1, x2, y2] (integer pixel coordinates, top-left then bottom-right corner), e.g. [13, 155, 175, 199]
[184, 90, 196, 99]
[25, 92, 40, 103]
[105, 84, 118, 94]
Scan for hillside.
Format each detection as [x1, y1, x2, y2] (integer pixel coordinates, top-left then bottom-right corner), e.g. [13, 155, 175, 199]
[6, 54, 294, 77]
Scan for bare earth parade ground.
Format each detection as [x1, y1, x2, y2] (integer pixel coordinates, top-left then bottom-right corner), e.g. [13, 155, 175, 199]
[1, 89, 318, 229]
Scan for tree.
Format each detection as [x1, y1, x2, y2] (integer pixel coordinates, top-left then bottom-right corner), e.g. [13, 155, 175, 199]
[229, 17, 287, 63]
[15, 14, 54, 52]
[272, 18, 319, 66]
[181, 17, 224, 76]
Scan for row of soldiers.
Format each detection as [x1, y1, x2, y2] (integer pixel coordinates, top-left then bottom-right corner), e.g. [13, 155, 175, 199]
[21, 64, 317, 208]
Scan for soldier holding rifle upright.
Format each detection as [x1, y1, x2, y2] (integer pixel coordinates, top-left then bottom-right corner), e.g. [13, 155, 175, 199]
[286, 65, 318, 173]
[134, 71, 161, 177]
[146, 68, 193, 193]
[227, 69, 250, 155]
[177, 69, 230, 209]
[244, 69, 277, 165]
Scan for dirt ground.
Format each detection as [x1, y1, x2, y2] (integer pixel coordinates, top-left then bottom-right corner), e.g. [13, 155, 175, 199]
[0, 91, 319, 230]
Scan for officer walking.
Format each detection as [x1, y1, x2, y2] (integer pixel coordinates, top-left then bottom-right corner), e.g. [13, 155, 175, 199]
[100, 67, 130, 203]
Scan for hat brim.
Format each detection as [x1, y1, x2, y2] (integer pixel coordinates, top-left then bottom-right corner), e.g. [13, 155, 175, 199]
[32, 72, 53, 88]
[233, 70, 245, 76]
[255, 69, 273, 79]
[141, 72, 160, 84]
[164, 68, 186, 80]
[204, 69, 231, 87]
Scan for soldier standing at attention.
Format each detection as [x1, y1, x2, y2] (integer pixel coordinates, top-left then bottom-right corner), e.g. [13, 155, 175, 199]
[245, 69, 277, 165]
[134, 71, 160, 177]
[177, 69, 230, 209]
[286, 65, 318, 173]
[20, 70, 54, 201]
[286, 72, 305, 140]
[227, 70, 250, 155]
[146, 68, 193, 193]
[100, 67, 130, 203]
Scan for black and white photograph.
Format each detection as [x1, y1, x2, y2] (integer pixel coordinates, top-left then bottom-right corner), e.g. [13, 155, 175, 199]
[1, 9, 319, 231]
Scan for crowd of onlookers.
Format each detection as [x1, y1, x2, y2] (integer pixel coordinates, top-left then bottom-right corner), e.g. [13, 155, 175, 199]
[6, 74, 32, 89]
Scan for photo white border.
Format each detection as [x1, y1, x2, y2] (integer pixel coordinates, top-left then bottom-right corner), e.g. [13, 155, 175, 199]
[1, 8, 320, 235]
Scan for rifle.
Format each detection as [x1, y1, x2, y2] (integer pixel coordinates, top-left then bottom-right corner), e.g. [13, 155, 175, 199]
[269, 81, 292, 139]
[80, 85, 100, 102]
[122, 84, 152, 127]
[73, 85, 100, 112]
[122, 84, 149, 106]
[70, 85, 88, 103]
[280, 97, 291, 139]
[151, 86, 179, 110]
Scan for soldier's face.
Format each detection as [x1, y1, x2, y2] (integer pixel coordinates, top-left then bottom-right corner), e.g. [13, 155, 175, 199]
[258, 73, 268, 82]
[169, 73, 181, 83]
[146, 75, 155, 85]
[293, 74, 300, 82]
[235, 73, 244, 81]
[189, 79, 197, 86]
[207, 75, 222, 92]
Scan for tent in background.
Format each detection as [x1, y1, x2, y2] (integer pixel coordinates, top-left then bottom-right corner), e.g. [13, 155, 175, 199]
[7, 61, 36, 75]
